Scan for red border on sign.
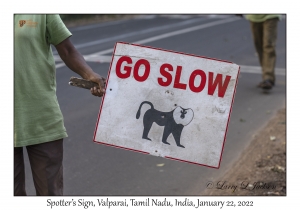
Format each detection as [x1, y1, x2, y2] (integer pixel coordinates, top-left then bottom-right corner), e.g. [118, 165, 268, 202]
[93, 42, 240, 169]
[217, 66, 240, 168]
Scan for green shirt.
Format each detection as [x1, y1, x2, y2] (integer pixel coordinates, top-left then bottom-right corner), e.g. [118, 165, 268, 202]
[14, 14, 72, 147]
[244, 14, 281, 22]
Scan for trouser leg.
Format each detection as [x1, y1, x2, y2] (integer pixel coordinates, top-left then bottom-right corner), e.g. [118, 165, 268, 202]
[250, 21, 263, 68]
[262, 18, 278, 83]
[26, 139, 64, 196]
[14, 147, 27, 196]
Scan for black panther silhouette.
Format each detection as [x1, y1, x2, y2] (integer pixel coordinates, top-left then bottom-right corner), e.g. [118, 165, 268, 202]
[136, 101, 194, 148]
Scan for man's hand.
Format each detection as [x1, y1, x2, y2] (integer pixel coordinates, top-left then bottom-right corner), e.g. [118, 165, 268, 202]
[88, 72, 106, 97]
[55, 37, 106, 97]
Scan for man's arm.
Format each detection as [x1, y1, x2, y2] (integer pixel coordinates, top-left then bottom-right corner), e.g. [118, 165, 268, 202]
[55, 37, 106, 97]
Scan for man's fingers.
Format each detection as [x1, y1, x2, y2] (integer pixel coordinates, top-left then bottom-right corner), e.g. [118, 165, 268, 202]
[90, 86, 104, 97]
[98, 77, 106, 94]
[88, 73, 106, 97]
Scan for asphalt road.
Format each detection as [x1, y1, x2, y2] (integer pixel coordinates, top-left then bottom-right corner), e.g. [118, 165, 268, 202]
[23, 15, 286, 196]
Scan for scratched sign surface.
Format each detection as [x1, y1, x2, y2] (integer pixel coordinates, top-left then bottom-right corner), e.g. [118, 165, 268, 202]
[94, 42, 239, 168]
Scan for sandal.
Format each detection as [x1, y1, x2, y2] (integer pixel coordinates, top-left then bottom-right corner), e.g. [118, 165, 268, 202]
[258, 80, 274, 90]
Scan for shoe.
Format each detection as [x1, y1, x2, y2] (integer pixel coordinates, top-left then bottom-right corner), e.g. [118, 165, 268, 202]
[258, 80, 274, 90]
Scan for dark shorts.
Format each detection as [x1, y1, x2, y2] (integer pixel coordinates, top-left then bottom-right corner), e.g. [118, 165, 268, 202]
[14, 139, 63, 196]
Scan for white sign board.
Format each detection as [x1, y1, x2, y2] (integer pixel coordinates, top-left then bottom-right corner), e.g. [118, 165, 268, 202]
[94, 42, 239, 168]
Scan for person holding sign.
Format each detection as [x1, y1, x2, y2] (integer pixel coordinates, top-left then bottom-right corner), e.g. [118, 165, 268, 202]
[14, 14, 105, 196]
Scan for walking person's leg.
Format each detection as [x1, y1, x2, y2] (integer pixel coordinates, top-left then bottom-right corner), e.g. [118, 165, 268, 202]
[250, 21, 263, 68]
[262, 18, 278, 85]
[250, 21, 272, 89]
